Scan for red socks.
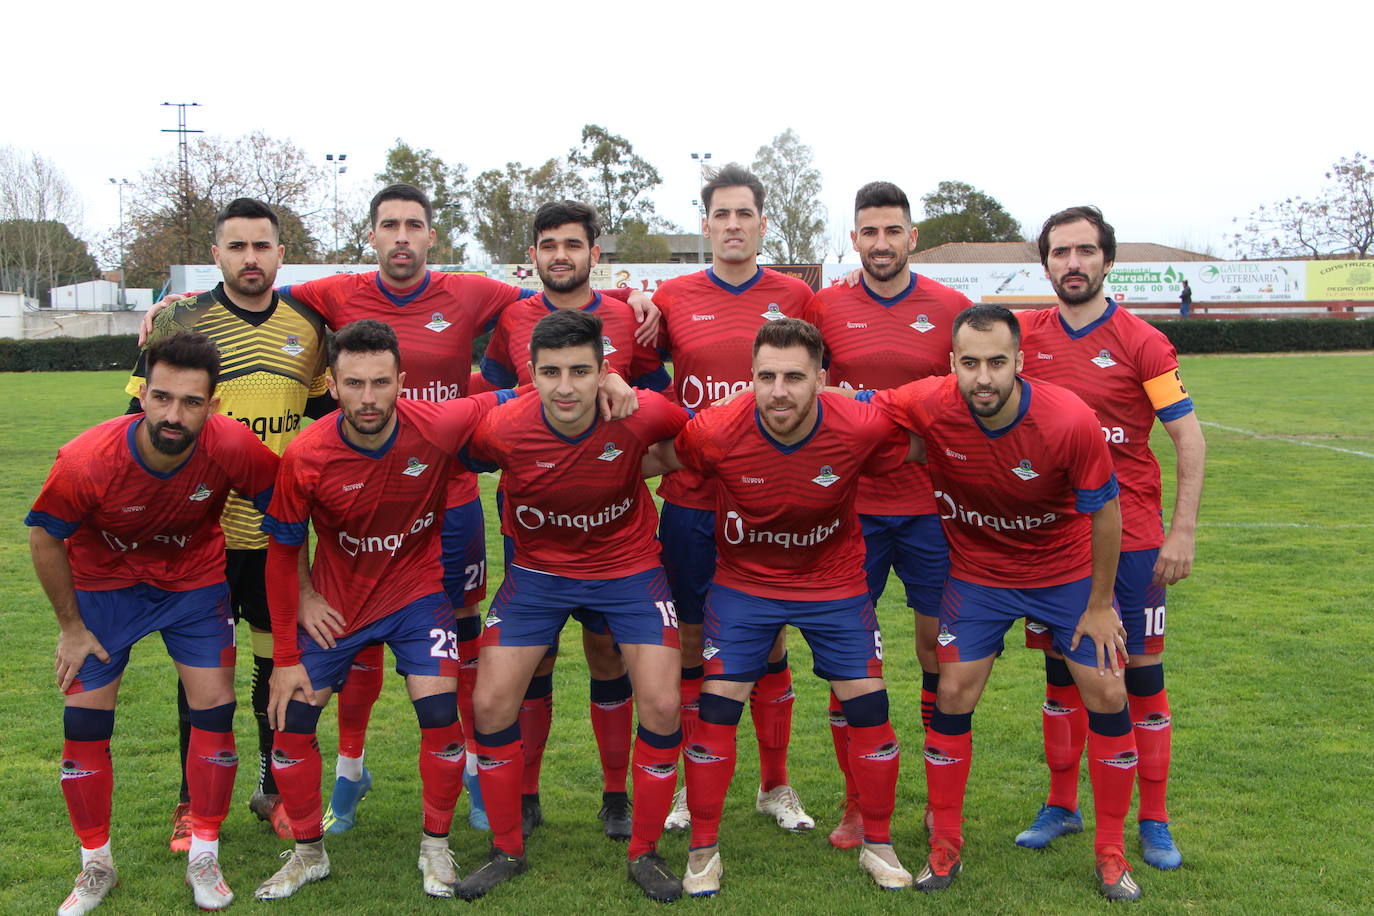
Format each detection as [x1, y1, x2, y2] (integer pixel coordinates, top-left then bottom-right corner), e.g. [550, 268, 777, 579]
[1131, 686, 1172, 823]
[474, 729, 525, 857]
[1086, 710, 1138, 853]
[336, 644, 385, 757]
[679, 668, 703, 747]
[589, 676, 633, 794]
[924, 709, 972, 851]
[186, 726, 237, 840]
[827, 691, 858, 805]
[60, 738, 113, 849]
[685, 718, 738, 850]
[846, 721, 899, 845]
[272, 730, 324, 841]
[1044, 680, 1087, 811]
[627, 727, 682, 859]
[750, 662, 794, 791]
[518, 676, 553, 796]
[419, 720, 466, 836]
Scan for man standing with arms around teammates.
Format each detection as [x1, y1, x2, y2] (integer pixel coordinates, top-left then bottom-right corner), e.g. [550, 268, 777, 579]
[29, 332, 280, 914]
[653, 165, 823, 835]
[1014, 206, 1205, 870]
[869, 304, 1144, 901]
[650, 318, 923, 895]
[254, 320, 520, 901]
[805, 181, 970, 845]
[457, 309, 689, 902]
[127, 197, 330, 849]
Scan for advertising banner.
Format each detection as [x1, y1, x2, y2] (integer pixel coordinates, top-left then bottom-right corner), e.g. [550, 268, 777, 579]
[1305, 261, 1374, 301]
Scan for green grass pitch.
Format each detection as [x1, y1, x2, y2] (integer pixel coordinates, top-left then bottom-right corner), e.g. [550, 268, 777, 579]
[0, 353, 1370, 913]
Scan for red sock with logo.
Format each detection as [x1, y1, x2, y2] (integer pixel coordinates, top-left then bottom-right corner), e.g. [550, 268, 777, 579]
[418, 721, 466, 836]
[843, 696, 899, 846]
[590, 675, 633, 794]
[1043, 657, 1087, 811]
[1087, 708, 1137, 853]
[186, 703, 237, 841]
[1127, 665, 1171, 823]
[456, 616, 483, 748]
[925, 707, 972, 851]
[61, 707, 115, 850]
[679, 666, 703, 746]
[628, 726, 682, 859]
[519, 674, 553, 796]
[272, 729, 324, 841]
[750, 656, 794, 792]
[337, 644, 384, 758]
[827, 691, 858, 805]
[686, 696, 743, 850]
[475, 725, 525, 857]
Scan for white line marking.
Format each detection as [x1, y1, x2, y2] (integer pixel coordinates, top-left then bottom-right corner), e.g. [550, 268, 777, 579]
[1200, 421, 1374, 459]
[1207, 522, 1374, 530]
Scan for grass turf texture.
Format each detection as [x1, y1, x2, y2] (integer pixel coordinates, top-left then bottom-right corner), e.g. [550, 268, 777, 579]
[0, 356, 1370, 914]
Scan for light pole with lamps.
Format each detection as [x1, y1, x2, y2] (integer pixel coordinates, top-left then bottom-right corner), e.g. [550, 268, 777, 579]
[690, 152, 712, 264]
[109, 178, 130, 307]
[325, 153, 347, 260]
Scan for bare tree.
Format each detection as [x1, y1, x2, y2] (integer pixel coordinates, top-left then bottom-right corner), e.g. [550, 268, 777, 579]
[830, 219, 852, 263]
[0, 147, 97, 301]
[1232, 152, 1374, 258]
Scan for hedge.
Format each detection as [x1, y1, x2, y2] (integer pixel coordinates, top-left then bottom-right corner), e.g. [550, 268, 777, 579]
[1147, 318, 1374, 354]
[0, 335, 140, 372]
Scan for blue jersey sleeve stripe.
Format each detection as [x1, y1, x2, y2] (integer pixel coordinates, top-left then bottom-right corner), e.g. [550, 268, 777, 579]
[261, 515, 308, 545]
[494, 388, 518, 405]
[480, 357, 517, 388]
[1155, 397, 1195, 422]
[458, 446, 499, 474]
[24, 510, 80, 539]
[854, 389, 876, 403]
[249, 485, 274, 514]
[1074, 472, 1120, 513]
[631, 366, 672, 392]
[518, 287, 537, 299]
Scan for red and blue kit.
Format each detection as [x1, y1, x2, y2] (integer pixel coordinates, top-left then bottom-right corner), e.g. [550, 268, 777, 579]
[261, 392, 513, 667]
[480, 291, 669, 391]
[872, 375, 1119, 588]
[807, 273, 971, 517]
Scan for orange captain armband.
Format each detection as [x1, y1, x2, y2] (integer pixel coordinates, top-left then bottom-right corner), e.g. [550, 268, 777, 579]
[1142, 368, 1188, 411]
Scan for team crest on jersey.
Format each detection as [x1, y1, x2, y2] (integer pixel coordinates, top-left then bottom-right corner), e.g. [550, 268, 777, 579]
[281, 335, 305, 357]
[1011, 459, 1039, 481]
[701, 639, 720, 660]
[760, 303, 784, 321]
[188, 484, 213, 502]
[937, 626, 956, 647]
[425, 312, 452, 333]
[909, 313, 936, 333]
[596, 442, 624, 462]
[402, 457, 429, 477]
[1091, 348, 1117, 368]
[811, 465, 841, 487]
[601, 335, 618, 356]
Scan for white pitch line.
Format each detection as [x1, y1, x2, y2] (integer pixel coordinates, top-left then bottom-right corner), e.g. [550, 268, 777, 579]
[1207, 522, 1374, 530]
[1200, 421, 1374, 459]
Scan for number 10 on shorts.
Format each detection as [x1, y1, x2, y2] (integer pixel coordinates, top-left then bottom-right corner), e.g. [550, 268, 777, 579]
[1143, 605, 1166, 637]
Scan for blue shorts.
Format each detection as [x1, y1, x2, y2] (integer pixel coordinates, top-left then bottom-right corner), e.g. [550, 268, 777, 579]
[483, 566, 679, 649]
[702, 583, 883, 683]
[941, 576, 1119, 667]
[294, 592, 458, 691]
[441, 498, 487, 608]
[659, 502, 716, 626]
[70, 581, 235, 694]
[860, 513, 950, 617]
[1024, 549, 1165, 655]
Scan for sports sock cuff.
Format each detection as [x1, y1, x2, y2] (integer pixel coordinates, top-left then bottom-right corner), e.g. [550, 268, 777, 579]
[524, 673, 554, 700]
[412, 692, 459, 729]
[475, 722, 521, 747]
[283, 699, 324, 734]
[455, 615, 483, 643]
[765, 652, 789, 675]
[250, 629, 274, 658]
[1124, 663, 1165, 697]
[187, 702, 236, 733]
[840, 690, 890, 728]
[637, 725, 683, 750]
[1044, 655, 1074, 687]
[921, 671, 940, 693]
[1087, 706, 1132, 737]
[929, 705, 973, 736]
[698, 692, 745, 726]
[681, 665, 705, 681]
[63, 706, 115, 741]
[590, 674, 633, 704]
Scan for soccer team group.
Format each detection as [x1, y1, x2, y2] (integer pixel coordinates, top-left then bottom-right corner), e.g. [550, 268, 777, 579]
[27, 164, 1206, 912]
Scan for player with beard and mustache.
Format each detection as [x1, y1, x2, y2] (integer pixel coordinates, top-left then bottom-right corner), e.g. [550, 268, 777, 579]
[478, 201, 670, 841]
[1014, 207, 1205, 873]
[804, 182, 970, 845]
[31, 331, 280, 914]
[125, 198, 331, 852]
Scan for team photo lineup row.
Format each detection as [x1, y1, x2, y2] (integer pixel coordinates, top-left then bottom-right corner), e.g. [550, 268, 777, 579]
[28, 165, 1205, 913]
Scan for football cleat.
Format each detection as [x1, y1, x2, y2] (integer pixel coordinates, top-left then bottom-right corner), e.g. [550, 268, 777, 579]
[57, 856, 117, 916]
[454, 848, 528, 901]
[1014, 804, 1083, 849]
[1096, 848, 1143, 901]
[254, 843, 330, 900]
[859, 844, 913, 890]
[322, 767, 372, 835]
[520, 793, 543, 838]
[755, 785, 815, 831]
[185, 851, 234, 910]
[828, 797, 864, 849]
[1139, 820, 1182, 870]
[681, 849, 722, 897]
[417, 836, 458, 898]
[599, 791, 633, 841]
[169, 801, 193, 852]
[627, 851, 683, 902]
[663, 786, 691, 832]
[248, 790, 293, 840]
[915, 841, 962, 892]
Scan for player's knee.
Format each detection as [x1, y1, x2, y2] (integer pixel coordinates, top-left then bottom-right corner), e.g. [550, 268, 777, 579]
[471, 690, 518, 733]
[636, 691, 682, 733]
[282, 699, 323, 735]
[412, 692, 458, 730]
[187, 701, 235, 733]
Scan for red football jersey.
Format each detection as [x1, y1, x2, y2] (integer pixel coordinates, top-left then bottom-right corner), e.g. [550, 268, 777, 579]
[471, 390, 688, 579]
[807, 273, 972, 515]
[656, 268, 820, 509]
[872, 375, 1118, 588]
[27, 414, 278, 591]
[673, 392, 910, 601]
[263, 393, 509, 658]
[1021, 301, 1194, 551]
[480, 291, 667, 390]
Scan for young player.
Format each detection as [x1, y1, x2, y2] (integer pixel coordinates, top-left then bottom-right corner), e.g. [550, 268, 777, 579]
[29, 332, 280, 914]
[456, 308, 688, 902]
[805, 181, 969, 845]
[654, 164, 823, 834]
[126, 197, 330, 848]
[253, 320, 518, 901]
[478, 200, 671, 840]
[869, 304, 1143, 902]
[651, 318, 922, 895]
[1014, 206, 1205, 870]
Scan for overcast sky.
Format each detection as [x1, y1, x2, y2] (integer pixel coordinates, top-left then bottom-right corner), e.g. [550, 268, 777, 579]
[7, 1, 1364, 261]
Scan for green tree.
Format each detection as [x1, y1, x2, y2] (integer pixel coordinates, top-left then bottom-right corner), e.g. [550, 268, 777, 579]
[568, 125, 664, 234]
[915, 180, 1023, 250]
[1232, 152, 1374, 258]
[375, 140, 470, 263]
[751, 129, 826, 263]
[471, 160, 585, 262]
[615, 219, 673, 263]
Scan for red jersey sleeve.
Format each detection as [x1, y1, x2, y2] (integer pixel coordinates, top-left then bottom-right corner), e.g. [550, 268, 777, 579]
[1059, 397, 1120, 512]
[673, 405, 730, 476]
[211, 418, 280, 512]
[632, 391, 691, 443]
[856, 411, 912, 478]
[28, 447, 99, 538]
[870, 375, 949, 437]
[261, 440, 316, 547]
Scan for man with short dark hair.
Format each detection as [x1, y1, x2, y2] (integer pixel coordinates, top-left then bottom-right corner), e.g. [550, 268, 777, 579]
[30, 331, 280, 914]
[1014, 206, 1205, 872]
[127, 196, 330, 848]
